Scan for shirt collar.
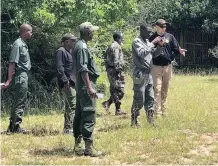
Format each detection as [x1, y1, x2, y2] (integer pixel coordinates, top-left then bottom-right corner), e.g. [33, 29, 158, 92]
[139, 36, 149, 45]
[19, 37, 27, 46]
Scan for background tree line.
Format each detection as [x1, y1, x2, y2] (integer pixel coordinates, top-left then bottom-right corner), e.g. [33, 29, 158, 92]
[1, 0, 218, 113]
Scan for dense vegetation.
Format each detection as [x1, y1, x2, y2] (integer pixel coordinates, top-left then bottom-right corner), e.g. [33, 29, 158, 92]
[1, 0, 218, 112]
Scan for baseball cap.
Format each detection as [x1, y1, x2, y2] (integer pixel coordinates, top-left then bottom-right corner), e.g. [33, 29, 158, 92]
[79, 22, 99, 32]
[155, 19, 168, 27]
[61, 33, 77, 42]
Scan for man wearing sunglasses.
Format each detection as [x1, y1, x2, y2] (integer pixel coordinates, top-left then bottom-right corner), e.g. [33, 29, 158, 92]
[149, 19, 187, 117]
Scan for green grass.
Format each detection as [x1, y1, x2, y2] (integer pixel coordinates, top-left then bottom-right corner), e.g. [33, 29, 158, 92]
[1, 74, 218, 165]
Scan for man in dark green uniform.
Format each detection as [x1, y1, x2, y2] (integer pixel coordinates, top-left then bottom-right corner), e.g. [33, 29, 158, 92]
[73, 22, 104, 157]
[3, 24, 32, 134]
[56, 34, 77, 134]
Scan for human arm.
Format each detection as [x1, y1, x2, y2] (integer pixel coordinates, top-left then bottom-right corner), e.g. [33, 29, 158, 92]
[171, 35, 187, 56]
[3, 42, 19, 88]
[3, 63, 15, 88]
[132, 37, 162, 58]
[132, 39, 155, 58]
[76, 48, 97, 98]
[113, 47, 122, 70]
[81, 72, 97, 98]
[56, 50, 69, 89]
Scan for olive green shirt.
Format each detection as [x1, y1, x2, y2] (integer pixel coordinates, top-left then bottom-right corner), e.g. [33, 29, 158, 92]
[74, 39, 99, 94]
[9, 37, 31, 73]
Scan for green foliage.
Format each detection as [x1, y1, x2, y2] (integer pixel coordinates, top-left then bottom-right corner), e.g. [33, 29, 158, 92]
[1, 0, 217, 112]
[131, 0, 218, 31]
[1, 0, 138, 112]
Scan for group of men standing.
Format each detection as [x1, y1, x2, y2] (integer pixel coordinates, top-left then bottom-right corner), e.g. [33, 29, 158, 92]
[102, 19, 186, 126]
[2, 19, 186, 157]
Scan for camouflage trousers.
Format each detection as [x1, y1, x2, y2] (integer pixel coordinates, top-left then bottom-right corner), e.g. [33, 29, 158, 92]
[131, 73, 154, 118]
[106, 68, 125, 109]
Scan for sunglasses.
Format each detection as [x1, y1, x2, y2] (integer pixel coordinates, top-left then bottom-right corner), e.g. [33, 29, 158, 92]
[159, 24, 167, 28]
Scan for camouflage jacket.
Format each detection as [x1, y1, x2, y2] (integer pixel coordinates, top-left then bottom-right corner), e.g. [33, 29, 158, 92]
[104, 41, 124, 70]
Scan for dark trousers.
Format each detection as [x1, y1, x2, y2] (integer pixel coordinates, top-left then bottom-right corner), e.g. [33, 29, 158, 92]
[73, 92, 96, 141]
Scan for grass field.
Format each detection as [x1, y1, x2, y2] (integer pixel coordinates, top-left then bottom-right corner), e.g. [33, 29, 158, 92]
[1, 74, 218, 165]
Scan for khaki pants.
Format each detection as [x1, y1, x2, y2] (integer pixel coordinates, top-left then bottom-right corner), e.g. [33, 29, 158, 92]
[151, 64, 172, 115]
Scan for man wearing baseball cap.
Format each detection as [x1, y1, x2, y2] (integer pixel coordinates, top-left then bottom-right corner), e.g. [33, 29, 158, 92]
[149, 19, 187, 117]
[56, 33, 77, 134]
[73, 22, 104, 157]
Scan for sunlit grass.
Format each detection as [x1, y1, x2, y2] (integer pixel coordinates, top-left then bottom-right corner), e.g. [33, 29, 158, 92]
[1, 74, 218, 165]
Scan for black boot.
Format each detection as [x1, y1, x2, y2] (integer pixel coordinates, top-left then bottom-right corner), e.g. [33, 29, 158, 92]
[146, 110, 155, 126]
[7, 121, 30, 134]
[115, 102, 126, 116]
[102, 98, 113, 112]
[115, 109, 127, 116]
[131, 113, 140, 127]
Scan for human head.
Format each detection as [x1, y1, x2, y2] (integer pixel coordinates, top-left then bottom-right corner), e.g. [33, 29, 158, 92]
[19, 24, 32, 40]
[61, 33, 77, 49]
[79, 22, 99, 42]
[139, 24, 153, 41]
[113, 32, 124, 45]
[155, 19, 167, 35]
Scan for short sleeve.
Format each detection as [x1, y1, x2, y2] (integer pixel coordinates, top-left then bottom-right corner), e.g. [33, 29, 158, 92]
[76, 48, 89, 73]
[9, 42, 20, 63]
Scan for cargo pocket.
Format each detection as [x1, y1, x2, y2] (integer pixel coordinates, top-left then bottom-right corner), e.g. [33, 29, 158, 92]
[133, 70, 144, 85]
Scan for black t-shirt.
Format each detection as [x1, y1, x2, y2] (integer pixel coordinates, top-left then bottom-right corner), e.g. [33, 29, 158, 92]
[149, 32, 180, 66]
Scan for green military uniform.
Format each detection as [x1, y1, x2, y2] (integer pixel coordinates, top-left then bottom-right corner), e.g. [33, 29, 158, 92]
[73, 39, 99, 142]
[8, 37, 31, 132]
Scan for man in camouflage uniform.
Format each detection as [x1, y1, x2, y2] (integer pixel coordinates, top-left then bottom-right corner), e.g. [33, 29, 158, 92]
[102, 32, 127, 116]
[131, 24, 163, 127]
[56, 34, 77, 134]
[73, 22, 104, 157]
[3, 24, 32, 134]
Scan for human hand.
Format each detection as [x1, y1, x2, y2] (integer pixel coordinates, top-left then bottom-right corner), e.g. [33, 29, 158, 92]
[87, 87, 97, 98]
[64, 81, 70, 90]
[157, 40, 165, 46]
[2, 80, 11, 89]
[179, 48, 187, 56]
[151, 36, 162, 44]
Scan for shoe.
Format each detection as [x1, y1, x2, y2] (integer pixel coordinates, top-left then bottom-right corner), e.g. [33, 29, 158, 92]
[146, 110, 155, 126]
[101, 101, 110, 112]
[84, 141, 105, 157]
[115, 109, 127, 116]
[15, 128, 31, 134]
[131, 117, 140, 127]
[74, 136, 84, 156]
[63, 129, 74, 135]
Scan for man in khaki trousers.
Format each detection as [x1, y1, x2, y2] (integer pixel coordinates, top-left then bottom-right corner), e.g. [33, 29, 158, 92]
[149, 19, 186, 116]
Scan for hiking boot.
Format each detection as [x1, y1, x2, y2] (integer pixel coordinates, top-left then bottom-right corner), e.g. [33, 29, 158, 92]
[101, 101, 110, 112]
[131, 116, 140, 127]
[84, 141, 105, 157]
[63, 129, 74, 135]
[74, 136, 84, 156]
[15, 128, 31, 134]
[146, 110, 155, 126]
[115, 109, 127, 116]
